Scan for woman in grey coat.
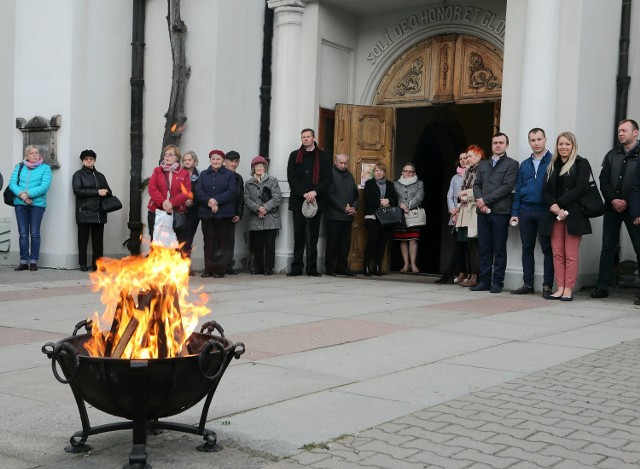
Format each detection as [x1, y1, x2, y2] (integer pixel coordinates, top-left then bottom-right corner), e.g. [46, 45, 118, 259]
[244, 156, 282, 275]
[393, 162, 425, 273]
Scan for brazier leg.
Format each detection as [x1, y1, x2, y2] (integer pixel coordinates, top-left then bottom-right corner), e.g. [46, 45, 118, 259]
[125, 360, 150, 468]
[65, 386, 92, 453]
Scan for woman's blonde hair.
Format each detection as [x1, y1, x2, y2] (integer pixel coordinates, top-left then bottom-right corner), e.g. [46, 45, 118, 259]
[163, 144, 181, 161]
[547, 131, 578, 179]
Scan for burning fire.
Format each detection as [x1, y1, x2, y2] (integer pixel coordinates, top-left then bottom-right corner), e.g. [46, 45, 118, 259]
[83, 246, 210, 359]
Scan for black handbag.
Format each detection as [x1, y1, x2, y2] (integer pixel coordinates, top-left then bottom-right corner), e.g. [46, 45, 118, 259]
[3, 163, 24, 207]
[581, 167, 605, 218]
[100, 195, 123, 213]
[260, 186, 272, 204]
[172, 211, 186, 235]
[375, 206, 403, 226]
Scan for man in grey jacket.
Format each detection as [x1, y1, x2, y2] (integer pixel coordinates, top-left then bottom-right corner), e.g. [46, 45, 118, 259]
[470, 133, 519, 293]
[324, 154, 359, 276]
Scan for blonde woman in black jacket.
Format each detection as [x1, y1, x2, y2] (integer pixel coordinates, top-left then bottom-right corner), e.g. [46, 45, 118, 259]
[541, 132, 592, 301]
[363, 162, 398, 276]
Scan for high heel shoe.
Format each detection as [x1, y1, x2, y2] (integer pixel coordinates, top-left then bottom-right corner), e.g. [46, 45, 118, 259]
[453, 272, 467, 284]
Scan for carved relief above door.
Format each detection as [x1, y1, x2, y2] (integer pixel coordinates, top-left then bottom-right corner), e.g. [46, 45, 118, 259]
[374, 34, 503, 106]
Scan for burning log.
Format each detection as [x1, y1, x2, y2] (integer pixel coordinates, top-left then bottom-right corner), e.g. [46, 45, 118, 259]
[110, 316, 140, 358]
[104, 291, 135, 357]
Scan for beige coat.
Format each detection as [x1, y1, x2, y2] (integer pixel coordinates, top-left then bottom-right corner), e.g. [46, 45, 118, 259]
[455, 188, 478, 238]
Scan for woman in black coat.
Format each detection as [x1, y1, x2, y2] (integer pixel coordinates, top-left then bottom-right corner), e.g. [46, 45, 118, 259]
[541, 132, 592, 301]
[72, 149, 112, 271]
[363, 162, 398, 276]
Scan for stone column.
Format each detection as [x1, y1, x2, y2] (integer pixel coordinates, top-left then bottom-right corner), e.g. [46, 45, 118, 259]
[517, 0, 560, 146]
[267, 0, 306, 181]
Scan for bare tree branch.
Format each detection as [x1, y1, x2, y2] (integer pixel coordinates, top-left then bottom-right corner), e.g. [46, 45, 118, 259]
[161, 0, 190, 161]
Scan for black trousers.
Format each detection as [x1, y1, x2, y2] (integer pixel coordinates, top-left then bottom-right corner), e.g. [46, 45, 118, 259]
[201, 217, 234, 274]
[77, 223, 104, 269]
[291, 210, 322, 274]
[364, 219, 393, 269]
[325, 220, 353, 273]
[250, 229, 277, 273]
[181, 209, 200, 258]
[477, 213, 510, 286]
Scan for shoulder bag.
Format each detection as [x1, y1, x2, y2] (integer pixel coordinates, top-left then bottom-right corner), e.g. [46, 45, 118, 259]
[3, 163, 24, 206]
[375, 206, 403, 226]
[581, 166, 605, 218]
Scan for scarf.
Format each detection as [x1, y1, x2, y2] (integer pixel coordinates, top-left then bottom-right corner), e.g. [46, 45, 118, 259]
[375, 178, 387, 198]
[161, 162, 179, 172]
[456, 166, 465, 177]
[462, 163, 479, 190]
[397, 175, 418, 186]
[295, 143, 320, 185]
[25, 157, 44, 170]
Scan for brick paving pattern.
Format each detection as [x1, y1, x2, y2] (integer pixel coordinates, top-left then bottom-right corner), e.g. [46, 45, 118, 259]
[275, 339, 640, 468]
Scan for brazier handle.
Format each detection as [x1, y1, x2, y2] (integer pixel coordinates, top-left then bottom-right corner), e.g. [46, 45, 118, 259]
[41, 341, 80, 384]
[197, 339, 227, 381]
[231, 342, 245, 360]
[200, 321, 225, 338]
[72, 319, 93, 336]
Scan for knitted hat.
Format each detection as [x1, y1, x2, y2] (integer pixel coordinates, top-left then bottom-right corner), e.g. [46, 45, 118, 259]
[79, 149, 97, 160]
[302, 200, 318, 218]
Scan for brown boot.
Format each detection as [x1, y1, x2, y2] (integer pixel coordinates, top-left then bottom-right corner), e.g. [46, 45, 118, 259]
[460, 274, 477, 287]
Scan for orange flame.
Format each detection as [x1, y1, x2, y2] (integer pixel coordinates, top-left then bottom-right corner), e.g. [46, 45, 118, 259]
[181, 183, 193, 200]
[84, 246, 209, 359]
[170, 123, 178, 132]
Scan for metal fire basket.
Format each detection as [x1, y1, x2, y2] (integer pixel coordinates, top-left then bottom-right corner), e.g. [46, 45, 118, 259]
[42, 320, 244, 468]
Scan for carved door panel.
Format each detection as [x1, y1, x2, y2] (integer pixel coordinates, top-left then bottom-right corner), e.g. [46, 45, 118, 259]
[334, 104, 396, 272]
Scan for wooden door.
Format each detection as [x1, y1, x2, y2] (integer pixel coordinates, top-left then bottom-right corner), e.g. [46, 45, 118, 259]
[334, 104, 396, 272]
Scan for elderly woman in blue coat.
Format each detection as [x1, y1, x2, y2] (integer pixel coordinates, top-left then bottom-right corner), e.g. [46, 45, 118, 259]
[8, 145, 52, 271]
[195, 150, 236, 278]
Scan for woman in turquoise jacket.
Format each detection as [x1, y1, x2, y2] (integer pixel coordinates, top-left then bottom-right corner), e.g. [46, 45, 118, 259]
[7, 145, 52, 271]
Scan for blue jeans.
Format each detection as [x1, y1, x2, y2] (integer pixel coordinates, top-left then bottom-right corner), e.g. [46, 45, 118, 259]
[519, 209, 554, 288]
[15, 205, 45, 264]
[596, 209, 640, 289]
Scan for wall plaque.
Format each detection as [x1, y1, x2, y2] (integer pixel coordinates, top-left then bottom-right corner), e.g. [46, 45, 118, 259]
[15, 115, 62, 168]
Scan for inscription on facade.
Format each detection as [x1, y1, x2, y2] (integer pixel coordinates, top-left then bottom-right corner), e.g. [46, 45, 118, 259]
[366, 4, 505, 65]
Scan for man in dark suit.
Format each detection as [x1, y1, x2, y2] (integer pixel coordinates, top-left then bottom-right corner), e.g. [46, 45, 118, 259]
[471, 133, 519, 293]
[286, 128, 332, 276]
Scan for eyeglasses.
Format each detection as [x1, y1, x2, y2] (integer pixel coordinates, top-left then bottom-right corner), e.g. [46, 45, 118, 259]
[402, 169, 415, 173]
[164, 152, 177, 157]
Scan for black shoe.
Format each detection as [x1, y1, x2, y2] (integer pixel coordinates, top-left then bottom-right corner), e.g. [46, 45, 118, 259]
[325, 271, 337, 277]
[490, 284, 503, 294]
[188, 270, 195, 276]
[264, 270, 273, 276]
[590, 288, 609, 298]
[435, 275, 452, 284]
[80, 265, 89, 272]
[511, 285, 534, 295]
[15, 264, 28, 271]
[287, 270, 303, 277]
[374, 266, 382, 276]
[469, 283, 490, 291]
[363, 266, 371, 277]
[201, 272, 213, 278]
[542, 286, 552, 299]
[29, 264, 38, 271]
[251, 270, 264, 275]
[337, 270, 356, 277]
[213, 273, 225, 278]
[226, 269, 238, 275]
[308, 271, 322, 277]
[560, 295, 574, 302]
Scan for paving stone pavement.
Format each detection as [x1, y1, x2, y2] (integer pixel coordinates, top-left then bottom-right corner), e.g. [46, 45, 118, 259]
[268, 339, 640, 469]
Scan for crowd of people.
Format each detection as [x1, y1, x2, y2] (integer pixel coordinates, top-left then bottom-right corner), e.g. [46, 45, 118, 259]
[3, 121, 640, 305]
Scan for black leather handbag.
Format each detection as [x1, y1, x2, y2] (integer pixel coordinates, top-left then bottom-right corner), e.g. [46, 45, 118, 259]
[3, 163, 24, 207]
[375, 206, 403, 226]
[100, 195, 123, 213]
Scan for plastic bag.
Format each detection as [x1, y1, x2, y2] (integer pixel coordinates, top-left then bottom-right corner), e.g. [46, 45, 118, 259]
[153, 209, 178, 248]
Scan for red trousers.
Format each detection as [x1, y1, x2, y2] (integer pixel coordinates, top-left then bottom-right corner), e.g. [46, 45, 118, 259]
[550, 220, 582, 288]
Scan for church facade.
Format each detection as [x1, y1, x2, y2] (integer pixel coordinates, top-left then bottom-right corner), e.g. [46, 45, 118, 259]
[1, 0, 638, 288]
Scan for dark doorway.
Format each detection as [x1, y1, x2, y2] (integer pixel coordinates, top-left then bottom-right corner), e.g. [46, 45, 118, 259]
[393, 103, 496, 274]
